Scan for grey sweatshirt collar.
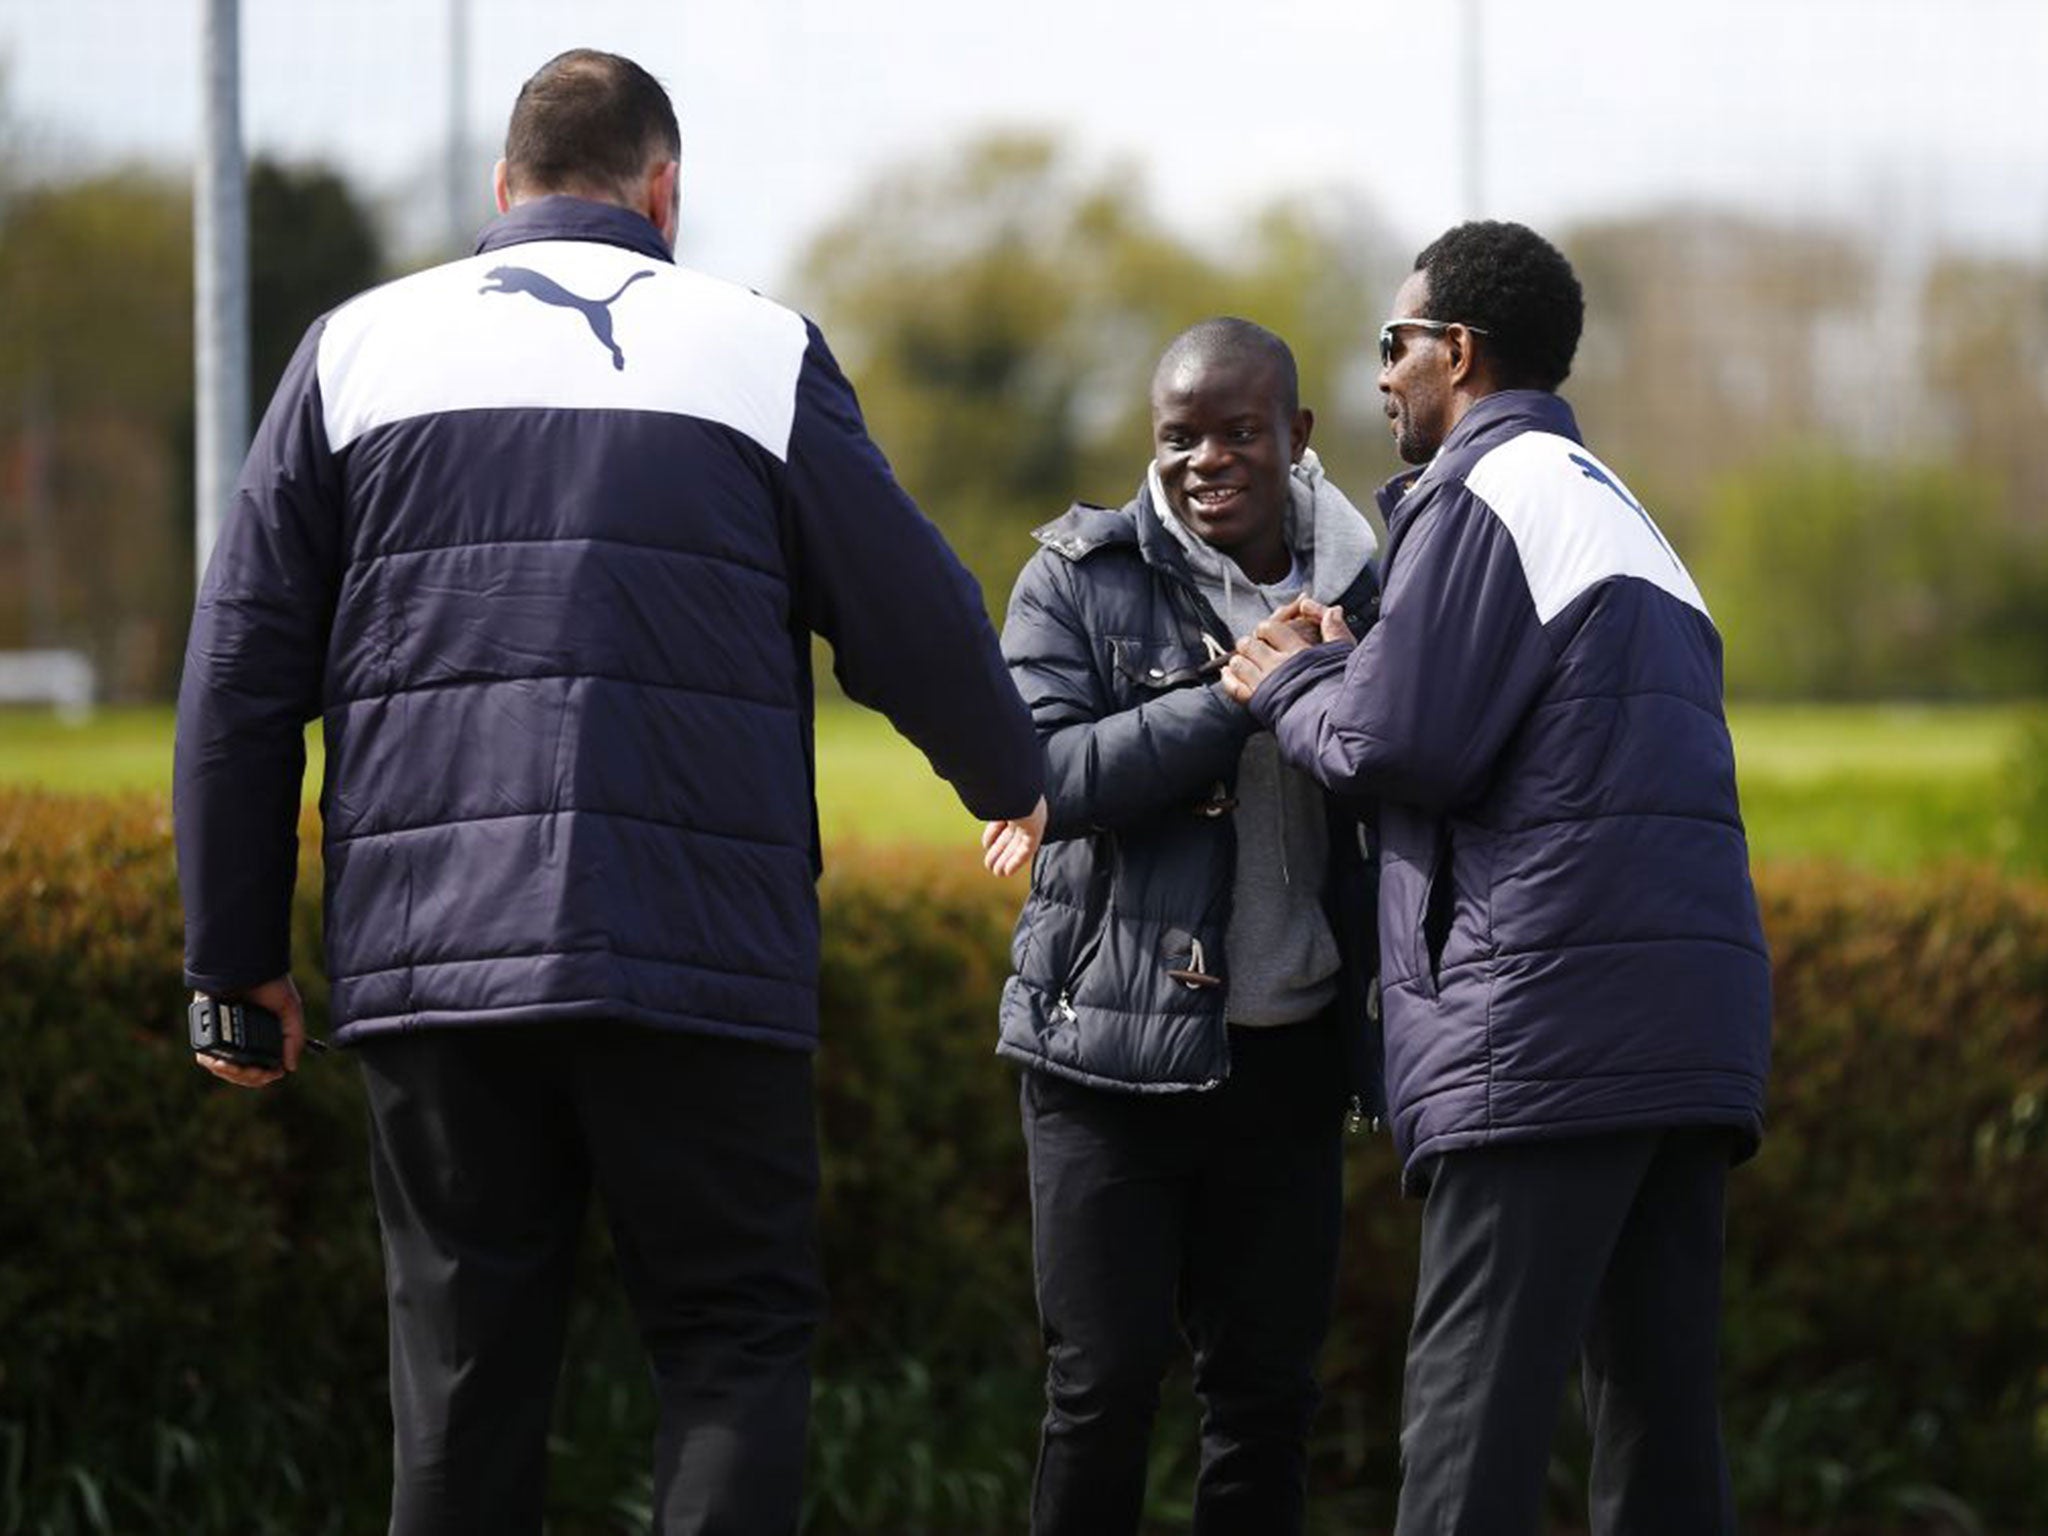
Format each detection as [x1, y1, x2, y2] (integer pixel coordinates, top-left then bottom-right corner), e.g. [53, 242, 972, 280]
[1146, 448, 1379, 614]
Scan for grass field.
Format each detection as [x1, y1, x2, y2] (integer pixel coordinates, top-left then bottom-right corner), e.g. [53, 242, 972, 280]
[1, 699, 2039, 872]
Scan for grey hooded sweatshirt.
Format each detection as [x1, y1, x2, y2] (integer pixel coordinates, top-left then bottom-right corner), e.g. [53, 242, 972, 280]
[1148, 449, 1379, 1026]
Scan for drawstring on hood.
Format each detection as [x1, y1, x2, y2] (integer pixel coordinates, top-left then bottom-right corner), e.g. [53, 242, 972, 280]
[1142, 449, 1376, 1026]
[1147, 448, 1380, 888]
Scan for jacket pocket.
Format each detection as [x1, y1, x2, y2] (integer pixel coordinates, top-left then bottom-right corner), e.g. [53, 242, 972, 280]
[1421, 821, 1455, 995]
[1108, 637, 1215, 700]
[1051, 832, 1117, 1020]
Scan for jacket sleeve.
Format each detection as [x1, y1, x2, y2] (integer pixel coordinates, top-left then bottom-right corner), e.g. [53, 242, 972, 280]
[1002, 549, 1255, 840]
[781, 321, 1041, 822]
[1251, 480, 1555, 810]
[175, 322, 343, 992]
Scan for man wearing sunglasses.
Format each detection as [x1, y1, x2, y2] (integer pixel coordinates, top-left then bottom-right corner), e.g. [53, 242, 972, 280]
[1223, 221, 1771, 1535]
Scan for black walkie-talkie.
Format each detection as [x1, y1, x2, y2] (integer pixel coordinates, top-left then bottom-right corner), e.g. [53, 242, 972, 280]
[187, 995, 285, 1069]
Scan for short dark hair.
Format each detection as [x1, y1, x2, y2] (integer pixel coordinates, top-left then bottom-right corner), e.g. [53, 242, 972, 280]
[1153, 316, 1300, 415]
[503, 50, 681, 200]
[1413, 221, 1584, 391]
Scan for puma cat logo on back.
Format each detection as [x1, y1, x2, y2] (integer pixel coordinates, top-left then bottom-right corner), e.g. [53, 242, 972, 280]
[479, 266, 655, 370]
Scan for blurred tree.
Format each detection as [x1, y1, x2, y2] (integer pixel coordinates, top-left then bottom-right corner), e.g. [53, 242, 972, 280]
[1921, 252, 2048, 534]
[1921, 254, 2048, 687]
[0, 157, 383, 700]
[1566, 211, 1875, 547]
[249, 159, 383, 408]
[787, 133, 1404, 610]
[1698, 451, 2048, 699]
[0, 171, 194, 695]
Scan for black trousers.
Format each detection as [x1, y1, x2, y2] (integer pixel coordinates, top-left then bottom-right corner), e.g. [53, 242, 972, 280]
[1020, 1017, 1349, 1536]
[1395, 1127, 1738, 1536]
[356, 1022, 823, 1536]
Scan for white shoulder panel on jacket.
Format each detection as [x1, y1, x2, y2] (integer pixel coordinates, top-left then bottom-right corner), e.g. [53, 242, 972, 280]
[1463, 430, 1709, 625]
[317, 242, 810, 459]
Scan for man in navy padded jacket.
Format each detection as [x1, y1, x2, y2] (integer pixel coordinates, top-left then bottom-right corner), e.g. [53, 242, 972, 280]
[1224, 222, 1771, 1535]
[174, 49, 1043, 1536]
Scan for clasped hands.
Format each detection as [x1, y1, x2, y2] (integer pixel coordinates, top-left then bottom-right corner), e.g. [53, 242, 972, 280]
[980, 598, 1356, 878]
[1217, 595, 1356, 706]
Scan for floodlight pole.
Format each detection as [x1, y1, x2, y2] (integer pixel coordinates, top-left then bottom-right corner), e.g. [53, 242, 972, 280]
[194, 0, 248, 590]
[446, 0, 471, 255]
[1461, 0, 1485, 219]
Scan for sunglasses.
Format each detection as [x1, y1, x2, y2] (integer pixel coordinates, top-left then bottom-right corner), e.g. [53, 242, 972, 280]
[1379, 318, 1491, 368]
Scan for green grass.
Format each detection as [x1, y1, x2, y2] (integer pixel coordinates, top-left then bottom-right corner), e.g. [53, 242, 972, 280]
[0, 702, 981, 849]
[2, 700, 2039, 873]
[1726, 702, 2035, 874]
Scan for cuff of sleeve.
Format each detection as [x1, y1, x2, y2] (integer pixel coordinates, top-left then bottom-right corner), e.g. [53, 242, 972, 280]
[184, 964, 286, 997]
[964, 774, 1046, 825]
[1248, 642, 1352, 729]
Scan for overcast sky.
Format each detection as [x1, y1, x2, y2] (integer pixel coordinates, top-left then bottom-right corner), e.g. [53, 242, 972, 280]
[2, 0, 2044, 292]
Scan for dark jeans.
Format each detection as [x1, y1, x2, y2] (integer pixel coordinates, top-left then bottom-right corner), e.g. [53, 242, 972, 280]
[1020, 1017, 1349, 1536]
[1395, 1127, 1739, 1536]
[357, 1022, 823, 1536]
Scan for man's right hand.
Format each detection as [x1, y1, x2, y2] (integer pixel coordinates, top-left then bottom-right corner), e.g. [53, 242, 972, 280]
[194, 974, 307, 1089]
[1270, 596, 1357, 647]
[1221, 600, 1357, 705]
[982, 795, 1049, 877]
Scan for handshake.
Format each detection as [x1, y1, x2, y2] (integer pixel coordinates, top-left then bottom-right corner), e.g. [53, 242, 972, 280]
[979, 595, 1359, 877]
[1211, 595, 1358, 706]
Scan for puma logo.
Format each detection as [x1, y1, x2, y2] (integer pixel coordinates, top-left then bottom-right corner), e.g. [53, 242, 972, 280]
[479, 265, 656, 371]
[1570, 451, 1680, 569]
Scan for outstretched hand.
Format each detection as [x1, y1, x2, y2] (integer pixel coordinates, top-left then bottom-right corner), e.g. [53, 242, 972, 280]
[982, 795, 1049, 877]
[1220, 600, 1356, 705]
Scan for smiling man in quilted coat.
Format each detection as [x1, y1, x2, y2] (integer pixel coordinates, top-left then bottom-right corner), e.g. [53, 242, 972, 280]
[984, 318, 1383, 1535]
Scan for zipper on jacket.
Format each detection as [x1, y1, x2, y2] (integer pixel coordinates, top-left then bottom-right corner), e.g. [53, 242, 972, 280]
[1051, 837, 1116, 1028]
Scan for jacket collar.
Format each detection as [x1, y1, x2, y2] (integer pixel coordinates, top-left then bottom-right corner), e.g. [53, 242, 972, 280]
[1030, 481, 1198, 585]
[1374, 389, 1582, 525]
[474, 195, 675, 265]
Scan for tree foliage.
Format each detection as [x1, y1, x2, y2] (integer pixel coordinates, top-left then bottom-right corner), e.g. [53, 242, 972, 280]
[0, 155, 382, 699]
[0, 121, 2043, 702]
[1565, 210, 1876, 545]
[786, 134, 1406, 609]
[1699, 452, 2048, 698]
[249, 158, 384, 408]
[1921, 252, 2048, 537]
[0, 171, 194, 695]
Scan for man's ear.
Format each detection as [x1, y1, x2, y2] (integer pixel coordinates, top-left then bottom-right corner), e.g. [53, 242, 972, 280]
[1447, 325, 1482, 389]
[1291, 407, 1315, 462]
[492, 159, 512, 215]
[643, 160, 681, 250]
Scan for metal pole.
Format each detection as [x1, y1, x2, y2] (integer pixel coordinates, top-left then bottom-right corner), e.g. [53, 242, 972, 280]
[21, 374, 59, 645]
[1461, 0, 1484, 220]
[194, 0, 248, 589]
[446, 0, 470, 255]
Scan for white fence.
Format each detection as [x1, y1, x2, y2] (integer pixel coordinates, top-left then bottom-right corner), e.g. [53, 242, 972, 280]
[0, 651, 98, 720]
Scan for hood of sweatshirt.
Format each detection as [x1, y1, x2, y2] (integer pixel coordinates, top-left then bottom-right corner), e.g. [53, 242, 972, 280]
[1148, 447, 1378, 614]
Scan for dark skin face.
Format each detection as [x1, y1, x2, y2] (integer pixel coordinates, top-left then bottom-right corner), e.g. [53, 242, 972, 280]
[1378, 269, 1492, 465]
[1150, 354, 1313, 585]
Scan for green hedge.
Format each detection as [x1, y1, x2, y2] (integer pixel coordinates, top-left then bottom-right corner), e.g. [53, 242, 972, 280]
[3, 790, 2045, 1533]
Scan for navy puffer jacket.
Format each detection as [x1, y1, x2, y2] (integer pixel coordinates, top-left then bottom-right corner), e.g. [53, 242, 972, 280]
[176, 197, 1040, 1049]
[1251, 391, 1770, 1186]
[997, 485, 1381, 1098]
